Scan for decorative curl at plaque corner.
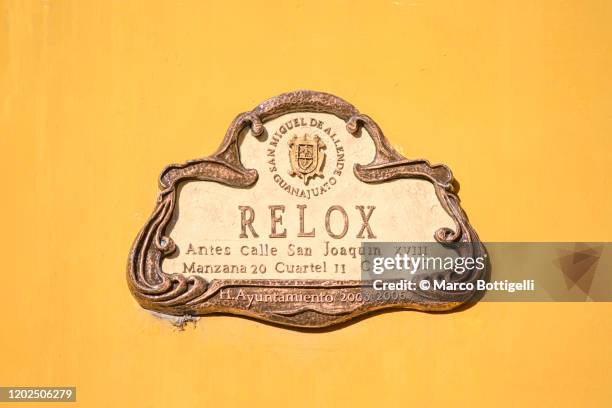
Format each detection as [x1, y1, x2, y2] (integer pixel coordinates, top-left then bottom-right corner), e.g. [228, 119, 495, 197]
[127, 90, 488, 328]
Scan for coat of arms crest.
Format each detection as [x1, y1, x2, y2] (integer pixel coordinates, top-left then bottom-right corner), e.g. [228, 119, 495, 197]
[288, 133, 326, 185]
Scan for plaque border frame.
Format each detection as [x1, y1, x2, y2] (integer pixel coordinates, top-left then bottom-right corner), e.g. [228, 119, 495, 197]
[127, 90, 486, 328]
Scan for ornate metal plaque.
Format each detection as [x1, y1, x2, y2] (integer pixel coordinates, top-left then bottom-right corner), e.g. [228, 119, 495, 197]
[127, 90, 485, 328]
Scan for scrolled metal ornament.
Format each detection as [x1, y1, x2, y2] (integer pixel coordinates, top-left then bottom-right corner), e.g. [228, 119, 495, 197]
[127, 90, 487, 328]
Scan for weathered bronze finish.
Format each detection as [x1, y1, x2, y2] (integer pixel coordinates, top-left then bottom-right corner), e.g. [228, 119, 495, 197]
[127, 90, 485, 328]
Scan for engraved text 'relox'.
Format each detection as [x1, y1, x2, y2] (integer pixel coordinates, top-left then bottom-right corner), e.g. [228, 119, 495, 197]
[238, 205, 376, 239]
[127, 90, 485, 328]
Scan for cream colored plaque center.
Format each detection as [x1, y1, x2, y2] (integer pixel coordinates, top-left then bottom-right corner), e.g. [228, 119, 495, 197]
[162, 113, 454, 280]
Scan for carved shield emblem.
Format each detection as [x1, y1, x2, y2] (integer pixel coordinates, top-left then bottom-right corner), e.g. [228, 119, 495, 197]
[288, 133, 326, 185]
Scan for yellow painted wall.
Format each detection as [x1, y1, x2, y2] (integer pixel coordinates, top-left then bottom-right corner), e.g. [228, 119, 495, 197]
[1, 0, 611, 406]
